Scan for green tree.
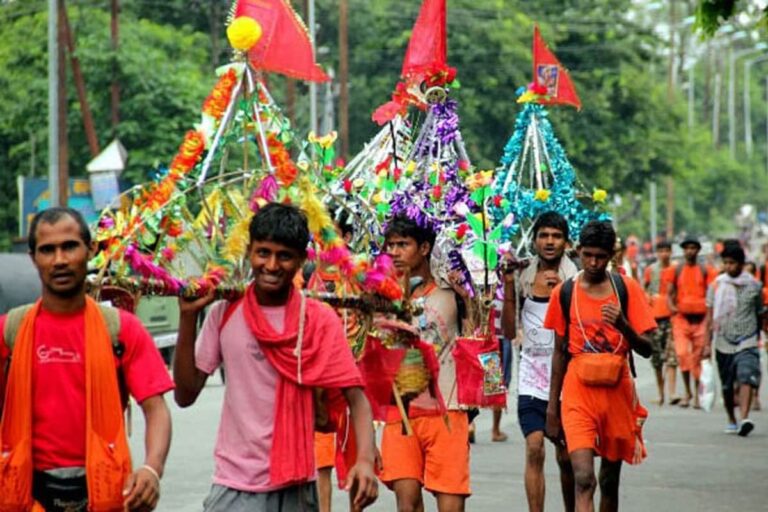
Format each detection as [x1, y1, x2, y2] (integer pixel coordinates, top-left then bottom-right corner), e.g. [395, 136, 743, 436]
[0, 4, 211, 249]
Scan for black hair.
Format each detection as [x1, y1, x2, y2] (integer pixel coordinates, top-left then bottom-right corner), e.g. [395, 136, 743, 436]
[28, 207, 92, 253]
[532, 211, 569, 241]
[720, 239, 745, 264]
[656, 241, 672, 250]
[384, 215, 437, 255]
[578, 220, 616, 253]
[338, 212, 354, 239]
[249, 203, 310, 255]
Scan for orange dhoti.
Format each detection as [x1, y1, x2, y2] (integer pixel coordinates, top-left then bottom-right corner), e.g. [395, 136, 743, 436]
[561, 357, 646, 465]
[379, 407, 471, 496]
[672, 315, 706, 380]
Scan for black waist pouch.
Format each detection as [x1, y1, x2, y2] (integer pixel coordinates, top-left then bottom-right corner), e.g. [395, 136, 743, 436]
[32, 469, 88, 512]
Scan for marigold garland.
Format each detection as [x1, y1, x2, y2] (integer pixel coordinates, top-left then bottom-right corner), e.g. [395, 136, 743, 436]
[202, 69, 239, 119]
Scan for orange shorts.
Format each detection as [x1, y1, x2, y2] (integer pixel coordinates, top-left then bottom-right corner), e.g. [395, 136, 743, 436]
[314, 432, 336, 469]
[672, 314, 707, 379]
[561, 359, 641, 465]
[379, 407, 471, 496]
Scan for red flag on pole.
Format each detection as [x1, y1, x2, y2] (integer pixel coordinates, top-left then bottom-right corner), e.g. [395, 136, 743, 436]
[235, 0, 330, 82]
[401, 0, 447, 80]
[532, 25, 581, 109]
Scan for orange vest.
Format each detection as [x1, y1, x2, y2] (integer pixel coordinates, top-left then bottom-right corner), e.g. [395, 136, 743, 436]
[0, 298, 131, 511]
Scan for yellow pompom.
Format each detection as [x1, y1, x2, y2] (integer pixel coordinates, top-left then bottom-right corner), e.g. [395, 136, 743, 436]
[227, 17, 263, 51]
[592, 188, 608, 203]
[534, 188, 551, 202]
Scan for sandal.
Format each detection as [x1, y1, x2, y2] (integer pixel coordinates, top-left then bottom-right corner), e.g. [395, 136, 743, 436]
[669, 396, 682, 406]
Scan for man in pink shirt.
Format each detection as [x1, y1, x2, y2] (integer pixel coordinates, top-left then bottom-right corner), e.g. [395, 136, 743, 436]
[173, 203, 378, 512]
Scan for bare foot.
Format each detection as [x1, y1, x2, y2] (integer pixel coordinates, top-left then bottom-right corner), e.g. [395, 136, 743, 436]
[492, 431, 508, 442]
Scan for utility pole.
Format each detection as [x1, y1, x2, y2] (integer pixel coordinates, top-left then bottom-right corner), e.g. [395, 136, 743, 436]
[744, 54, 768, 157]
[338, 0, 350, 159]
[57, 0, 69, 207]
[111, 0, 120, 135]
[665, 0, 676, 239]
[286, 79, 296, 126]
[650, 181, 658, 245]
[728, 46, 736, 158]
[308, 0, 318, 133]
[713, 71, 722, 147]
[61, 0, 99, 158]
[211, 0, 220, 69]
[688, 65, 695, 130]
[48, 0, 60, 207]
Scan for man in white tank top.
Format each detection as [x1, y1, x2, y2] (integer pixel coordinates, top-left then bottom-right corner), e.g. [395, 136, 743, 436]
[501, 211, 578, 512]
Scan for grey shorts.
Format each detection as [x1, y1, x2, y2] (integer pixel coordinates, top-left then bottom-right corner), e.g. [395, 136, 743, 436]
[203, 482, 318, 512]
[716, 348, 762, 391]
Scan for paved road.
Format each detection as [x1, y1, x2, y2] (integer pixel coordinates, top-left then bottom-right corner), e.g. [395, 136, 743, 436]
[130, 359, 768, 511]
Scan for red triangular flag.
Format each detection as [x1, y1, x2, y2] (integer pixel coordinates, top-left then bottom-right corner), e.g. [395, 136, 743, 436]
[401, 0, 447, 80]
[235, 0, 330, 82]
[532, 25, 581, 109]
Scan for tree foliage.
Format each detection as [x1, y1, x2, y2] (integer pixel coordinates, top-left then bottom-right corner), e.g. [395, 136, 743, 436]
[0, 0, 764, 249]
[0, 3, 211, 249]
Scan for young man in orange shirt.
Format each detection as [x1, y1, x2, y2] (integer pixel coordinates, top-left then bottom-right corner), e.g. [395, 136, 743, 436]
[643, 241, 679, 405]
[545, 221, 655, 512]
[666, 237, 718, 408]
[380, 215, 469, 512]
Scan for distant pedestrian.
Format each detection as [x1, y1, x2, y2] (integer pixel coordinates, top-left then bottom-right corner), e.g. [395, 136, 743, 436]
[643, 241, 679, 405]
[667, 237, 718, 408]
[703, 242, 763, 436]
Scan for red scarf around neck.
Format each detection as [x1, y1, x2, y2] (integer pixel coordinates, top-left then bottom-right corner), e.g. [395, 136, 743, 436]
[242, 284, 363, 487]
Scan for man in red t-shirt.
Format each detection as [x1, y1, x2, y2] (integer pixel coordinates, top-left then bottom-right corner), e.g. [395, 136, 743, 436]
[667, 237, 718, 408]
[0, 207, 174, 511]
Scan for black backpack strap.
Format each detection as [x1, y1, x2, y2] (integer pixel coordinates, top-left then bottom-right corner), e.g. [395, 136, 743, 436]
[559, 277, 575, 354]
[608, 273, 637, 378]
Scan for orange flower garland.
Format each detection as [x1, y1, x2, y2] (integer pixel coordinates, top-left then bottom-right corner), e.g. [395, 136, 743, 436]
[202, 69, 239, 120]
[267, 133, 298, 186]
[139, 130, 206, 210]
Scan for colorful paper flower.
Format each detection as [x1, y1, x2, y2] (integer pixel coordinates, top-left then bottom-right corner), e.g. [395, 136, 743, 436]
[534, 188, 551, 202]
[592, 188, 608, 203]
[308, 131, 338, 149]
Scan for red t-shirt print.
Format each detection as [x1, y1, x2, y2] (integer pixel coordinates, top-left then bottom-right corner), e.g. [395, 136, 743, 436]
[0, 307, 174, 471]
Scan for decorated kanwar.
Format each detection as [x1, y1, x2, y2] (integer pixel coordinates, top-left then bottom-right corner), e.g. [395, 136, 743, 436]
[2, 1, 766, 511]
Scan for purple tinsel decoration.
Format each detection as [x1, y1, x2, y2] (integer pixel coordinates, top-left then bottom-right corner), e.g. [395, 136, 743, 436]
[390, 99, 470, 232]
[412, 100, 460, 160]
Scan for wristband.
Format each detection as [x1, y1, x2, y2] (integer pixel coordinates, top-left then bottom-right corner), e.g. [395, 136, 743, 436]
[141, 464, 161, 484]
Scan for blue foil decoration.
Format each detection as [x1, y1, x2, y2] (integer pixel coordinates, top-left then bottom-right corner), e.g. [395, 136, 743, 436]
[491, 101, 609, 251]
